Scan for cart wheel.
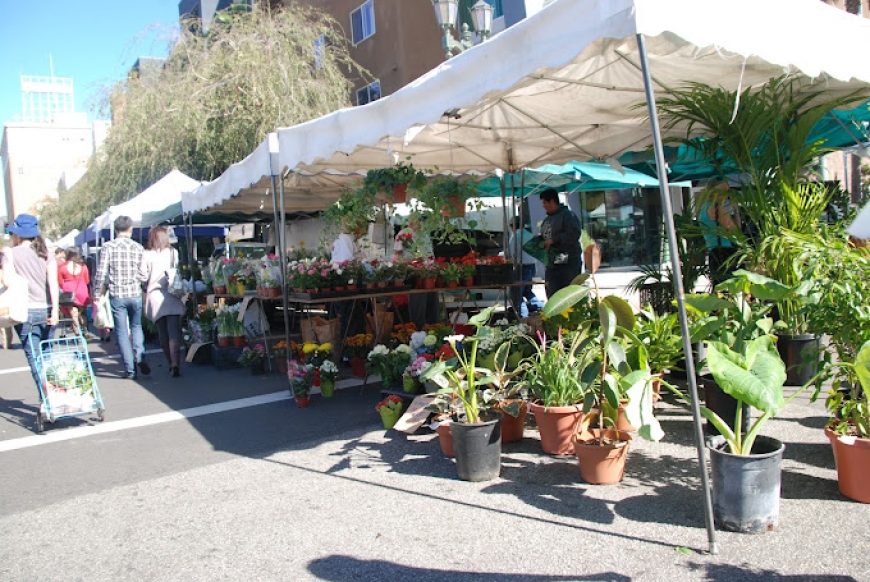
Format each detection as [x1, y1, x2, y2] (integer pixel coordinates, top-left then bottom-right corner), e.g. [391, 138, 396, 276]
[35, 413, 44, 434]
[97, 408, 105, 422]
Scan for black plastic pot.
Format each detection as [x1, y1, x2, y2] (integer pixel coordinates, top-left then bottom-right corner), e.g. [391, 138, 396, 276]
[708, 435, 784, 533]
[777, 333, 821, 387]
[451, 411, 502, 482]
[701, 375, 750, 437]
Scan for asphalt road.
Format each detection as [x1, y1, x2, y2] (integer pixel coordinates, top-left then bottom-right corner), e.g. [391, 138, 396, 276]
[0, 336, 868, 582]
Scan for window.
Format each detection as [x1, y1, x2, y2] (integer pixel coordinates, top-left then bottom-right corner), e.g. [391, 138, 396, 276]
[356, 81, 381, 106]
[578, 188, 663, 268]
[314, 34, 325, 69]
[350, 0, 375, 45]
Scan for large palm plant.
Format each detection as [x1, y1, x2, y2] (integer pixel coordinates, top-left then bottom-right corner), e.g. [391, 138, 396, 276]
[657, 76, 868, 332]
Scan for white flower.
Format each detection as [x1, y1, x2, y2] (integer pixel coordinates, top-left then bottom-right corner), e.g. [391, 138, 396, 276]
[368, 344, 389, 359]
[444, 334, 464, 345]
[320, 360, 338, 374]
[423, 334, 437, 347]
[395, 343, 413, 355]
[495, 318, 509, 326]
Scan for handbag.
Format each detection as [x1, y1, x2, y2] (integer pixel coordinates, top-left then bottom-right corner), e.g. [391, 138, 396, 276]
[0, 249, 29, 328]
[94, 297, 114, 329]
[165, 250, 187, 300]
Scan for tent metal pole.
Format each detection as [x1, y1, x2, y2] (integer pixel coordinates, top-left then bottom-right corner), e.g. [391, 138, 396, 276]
[636, 32, 718, 555]
[276, 175, 292, 373]
[186, 214, 198, 310]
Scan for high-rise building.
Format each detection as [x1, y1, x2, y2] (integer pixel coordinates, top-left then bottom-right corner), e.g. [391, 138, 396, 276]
[2, 74, 109, 221]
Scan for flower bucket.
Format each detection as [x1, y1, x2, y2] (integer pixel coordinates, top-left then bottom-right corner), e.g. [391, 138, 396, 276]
[320, 378, 335, 398]
[350, 356, 367, 378]
[232, 336, 247, 347]
[403, 375, 422, 394]
[379, 404, 403, 429]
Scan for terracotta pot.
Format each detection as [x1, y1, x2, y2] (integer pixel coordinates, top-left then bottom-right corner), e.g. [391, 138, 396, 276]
[420, 277, 436, 290]
[614, 400, 636, 432]
[232, 336, 246, 347]
[573, 429, 632, 485]
[217, 336, 230, 348]
[446, 280, 459, 288]
[495, 400, 528, 443]
[213, 285, 228, 295]
[826, 426, 870, 503]
[463, 277, 474, 287]
[391, 183, 408, 204]
[363, 283, 376, 290]
[376, 281, 388, 289]
[276, 358, 288, 375]
[333, 285, 345, 292]
[347, 284, 358, 291]
[295, 396, 310, 408]
[530, 401, 584, 455]
[436, 423, 455, 457]
[651, 372, 664, 402]
[441, 194, 466, 218]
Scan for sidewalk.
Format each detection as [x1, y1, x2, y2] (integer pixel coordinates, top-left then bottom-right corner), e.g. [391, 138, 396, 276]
[0, 337, 867, 581]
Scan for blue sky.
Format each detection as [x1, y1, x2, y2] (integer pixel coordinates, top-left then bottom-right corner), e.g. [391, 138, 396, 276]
[0, 0, 180, 125]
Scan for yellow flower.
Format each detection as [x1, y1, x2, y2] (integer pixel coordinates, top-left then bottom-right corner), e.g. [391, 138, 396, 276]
[559, 306, 575, 318]
[318, 343, 332, 352]
[302, 343, 318, 354]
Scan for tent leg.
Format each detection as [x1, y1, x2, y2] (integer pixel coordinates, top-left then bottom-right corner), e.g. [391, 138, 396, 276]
[271, 173, 292, 379]
[636, 32, 718, 555]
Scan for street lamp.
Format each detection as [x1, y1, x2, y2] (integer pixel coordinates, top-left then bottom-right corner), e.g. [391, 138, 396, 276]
[431, 0, 494, 60]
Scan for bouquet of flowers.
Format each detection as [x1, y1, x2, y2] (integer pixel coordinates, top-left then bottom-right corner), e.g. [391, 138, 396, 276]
[404, 354, 434, 380]
[392, 322, 418, 345]
[367, 344, 414, 387]
[237, 344, 266, 367]
[273, 340, 288, 358]
[375, 394, 404, 429]
[216, 304, 244, 338]
[288, 360, 314, 396]
[344, 334, 374, 359]
[302, 342, 332, 367]
[409, 330, 439, 356]
[320, 359, 339, 382]
[396, 230, 413, 249]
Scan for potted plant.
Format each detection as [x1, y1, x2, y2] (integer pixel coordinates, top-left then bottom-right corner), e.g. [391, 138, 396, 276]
[273, 340, 289, 374]
[438, 259, 462, 288]
[366, 344, 414, 389]
[288, 360, 313, 408]
[481, 340, 530, 443]
[541, 245, 662, 484]
[822, 341, 870, 503]
[319, 359, 339, 398]
[344, 333, 373, 377]
[376, 394, 404, 429]
[190, 307, 216, 344]
[364, 158, 427, 203]
[635, 307, 683, 400]
[422, 307, 503, 481]
[322, 183, 377, 237]
[416, 175, 476, 218]
[237, 344, 267, 375]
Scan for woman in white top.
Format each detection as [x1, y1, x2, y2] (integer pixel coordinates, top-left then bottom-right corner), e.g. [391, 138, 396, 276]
[1, 214, 59, 396]
[138, 226, 185, 377]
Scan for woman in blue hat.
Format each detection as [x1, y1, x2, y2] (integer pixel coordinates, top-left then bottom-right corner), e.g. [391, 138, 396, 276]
[0, 214, 60, 395]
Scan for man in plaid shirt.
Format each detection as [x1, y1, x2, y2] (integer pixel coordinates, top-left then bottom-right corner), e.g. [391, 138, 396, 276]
[93, 216, 150, 379]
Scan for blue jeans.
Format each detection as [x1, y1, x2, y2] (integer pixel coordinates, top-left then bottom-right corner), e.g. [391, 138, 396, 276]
[110, 296, 145, 375]
[14, 307, 55, 396]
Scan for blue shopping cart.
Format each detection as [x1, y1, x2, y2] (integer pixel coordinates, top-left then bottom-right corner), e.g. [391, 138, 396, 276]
[30, 327, 105, 433]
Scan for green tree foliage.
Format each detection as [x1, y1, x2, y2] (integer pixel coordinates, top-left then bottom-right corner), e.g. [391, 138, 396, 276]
[42, 4, 367, 236]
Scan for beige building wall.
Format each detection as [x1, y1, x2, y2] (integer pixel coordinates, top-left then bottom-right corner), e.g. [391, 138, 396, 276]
[1, 119, 105, 218]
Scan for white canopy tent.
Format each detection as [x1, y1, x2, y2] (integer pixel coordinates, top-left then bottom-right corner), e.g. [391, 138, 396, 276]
[177, 0, 870, 552]
[54, 229, 81, 250]
[848, 201, 870, 239]
[97, 170, 202, 230]
[183, 0, 869, 216]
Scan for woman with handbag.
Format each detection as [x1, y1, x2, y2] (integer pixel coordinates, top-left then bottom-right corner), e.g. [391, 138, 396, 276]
[0, 214, 59, 396]
[138, 226, 185, 377]
[58, 247, 91, 338]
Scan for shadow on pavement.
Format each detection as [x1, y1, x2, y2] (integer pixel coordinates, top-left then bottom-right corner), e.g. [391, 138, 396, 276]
[308, 556, 631, 581]
[694, 562, 857, 582]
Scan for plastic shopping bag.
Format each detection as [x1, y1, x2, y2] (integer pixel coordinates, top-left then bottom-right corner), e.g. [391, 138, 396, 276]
[94, 298, 114, 330]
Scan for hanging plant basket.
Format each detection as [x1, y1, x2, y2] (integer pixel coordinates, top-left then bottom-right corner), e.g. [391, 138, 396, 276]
[391, 184, 408, 204]
[441, 194, 466, 218]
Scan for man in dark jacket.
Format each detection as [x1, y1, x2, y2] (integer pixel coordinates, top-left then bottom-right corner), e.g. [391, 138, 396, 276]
[539, 188, 582, 298]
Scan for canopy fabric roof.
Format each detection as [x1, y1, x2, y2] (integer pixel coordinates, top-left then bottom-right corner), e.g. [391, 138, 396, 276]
[848, 201, 870, 239]
[183, 0, 870, 217]
[54, 229, 81, 249]
[97, 170, 201, 230]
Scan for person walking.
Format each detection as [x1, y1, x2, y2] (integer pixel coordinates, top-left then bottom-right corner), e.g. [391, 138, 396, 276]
[93, 216, 149, 379]
[0, 214, 59, 396]
[58, 247, 91, 338]
[139, 226, 185, 377]
[539, 188, 582, 299]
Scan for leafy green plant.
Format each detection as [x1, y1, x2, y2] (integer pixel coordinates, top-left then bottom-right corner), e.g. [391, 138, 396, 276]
[364, 158, 427, 191]
[825, 340, 870, 439]
[422, 307, 497, 424]
[635, 307, 683, 375]
[322, 183, 377, 237]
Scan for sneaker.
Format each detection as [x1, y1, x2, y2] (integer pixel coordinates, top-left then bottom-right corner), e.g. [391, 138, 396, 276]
[137, 360, 151, 376]
[124, 371, 137, 380]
